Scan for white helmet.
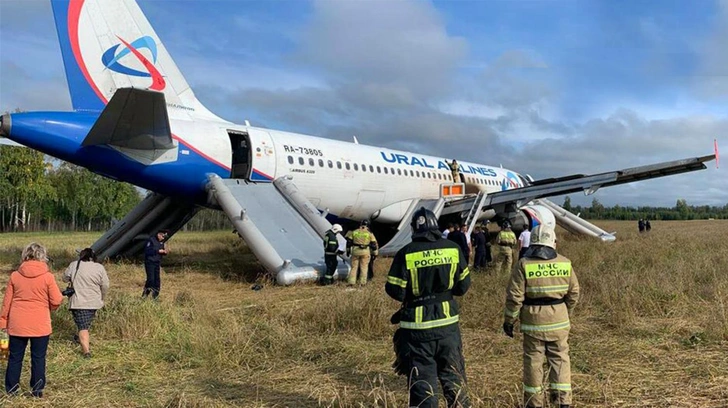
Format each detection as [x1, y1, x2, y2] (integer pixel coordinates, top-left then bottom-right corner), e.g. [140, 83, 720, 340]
[331, 224, 343, 233]
[531, 224, 556, 249]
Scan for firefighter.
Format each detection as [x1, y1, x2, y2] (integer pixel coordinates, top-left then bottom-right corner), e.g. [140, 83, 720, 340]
[494, 220, 517, 275]
[321, 224, 343, 285]
[445, 159, 461, 183]
[386, 207, 471, 408]
[345, 220, 377, 285]
[503, 224, 580, 408]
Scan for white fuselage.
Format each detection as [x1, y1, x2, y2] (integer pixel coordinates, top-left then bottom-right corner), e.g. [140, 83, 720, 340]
[172, 116, 523, 223]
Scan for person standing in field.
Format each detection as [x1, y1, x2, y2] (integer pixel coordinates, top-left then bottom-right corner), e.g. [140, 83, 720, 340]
[386, 207, 471, 408]
[63, 248, 109, 358]
[503, 224, 580, 408]
[518, 224, 532, 259]
[345, 220, 377, 286]
[0, 243, 63, 398]
[143, 229, 169, 299]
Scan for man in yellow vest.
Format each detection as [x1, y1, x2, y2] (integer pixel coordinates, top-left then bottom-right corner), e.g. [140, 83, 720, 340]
[494, 220, 517, 275]
[503, 223, 580, 408]
[345, 220, 377, 286]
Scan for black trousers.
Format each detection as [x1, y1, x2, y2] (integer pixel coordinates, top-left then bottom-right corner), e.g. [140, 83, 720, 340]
[323, 254, 337, 284]
[5, 335, 49, 397]
[519, 248, 529, 259]
[143, 262, 161, 298]
[367, 254, 377, 281]
[474, 249, 487, 268]
[400, 327, 471, 408]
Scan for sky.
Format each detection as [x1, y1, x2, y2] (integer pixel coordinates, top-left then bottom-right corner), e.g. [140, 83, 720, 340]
[0, 0, 726, 207]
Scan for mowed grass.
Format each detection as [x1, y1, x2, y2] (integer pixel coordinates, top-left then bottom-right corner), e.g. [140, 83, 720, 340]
[0, 221, 726, 407]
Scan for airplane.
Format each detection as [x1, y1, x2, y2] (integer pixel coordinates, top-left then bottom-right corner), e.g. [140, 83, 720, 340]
[0, 0, 715, 284]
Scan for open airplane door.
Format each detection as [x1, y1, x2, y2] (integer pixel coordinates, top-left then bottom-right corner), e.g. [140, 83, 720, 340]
[247, 128, 277, 182]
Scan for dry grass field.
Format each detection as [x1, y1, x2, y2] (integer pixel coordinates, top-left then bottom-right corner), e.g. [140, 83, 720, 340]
[0, 220, 726, 407]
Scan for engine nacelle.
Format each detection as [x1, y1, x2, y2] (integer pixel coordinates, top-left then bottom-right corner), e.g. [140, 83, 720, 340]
[371, 199, 415, 224]
[507, 204, 555, 232]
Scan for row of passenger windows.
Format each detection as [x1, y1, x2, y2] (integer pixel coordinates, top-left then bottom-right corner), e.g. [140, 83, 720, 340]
[286, 155, 504, 187]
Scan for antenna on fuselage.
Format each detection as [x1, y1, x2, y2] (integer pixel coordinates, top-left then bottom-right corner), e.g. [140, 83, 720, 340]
[352, 136, 359, 144]
[245, 120, 251, 127]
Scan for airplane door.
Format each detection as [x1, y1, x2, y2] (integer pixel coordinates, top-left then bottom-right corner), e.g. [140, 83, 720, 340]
[247, 128, 277, 182]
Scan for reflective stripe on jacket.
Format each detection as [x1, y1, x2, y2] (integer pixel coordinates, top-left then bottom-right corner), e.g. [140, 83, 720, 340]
[504, 253, 580, 341]
[324, 231, 339, 255]
[386, 238, 471, 330]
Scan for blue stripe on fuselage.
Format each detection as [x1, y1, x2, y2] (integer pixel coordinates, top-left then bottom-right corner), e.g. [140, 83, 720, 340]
[6, 112, 227, 201]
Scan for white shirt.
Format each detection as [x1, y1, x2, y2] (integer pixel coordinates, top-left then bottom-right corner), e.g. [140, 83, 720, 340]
[519, 230, 531, 248]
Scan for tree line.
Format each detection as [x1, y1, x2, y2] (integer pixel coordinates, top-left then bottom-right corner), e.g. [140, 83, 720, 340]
[0, 145, 231, 232]
[2, 144, 725, 233]
[562, 196, 728, 221]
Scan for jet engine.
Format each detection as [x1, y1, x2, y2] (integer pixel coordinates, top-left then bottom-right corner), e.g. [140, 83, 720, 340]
[505, 204, 555, 232]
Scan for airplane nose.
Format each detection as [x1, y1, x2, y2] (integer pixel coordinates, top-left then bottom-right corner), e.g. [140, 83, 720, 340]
[0, 114, 10, 137]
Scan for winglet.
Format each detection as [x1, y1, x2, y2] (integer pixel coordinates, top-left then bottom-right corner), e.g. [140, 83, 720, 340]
[715, 139, 720, 169]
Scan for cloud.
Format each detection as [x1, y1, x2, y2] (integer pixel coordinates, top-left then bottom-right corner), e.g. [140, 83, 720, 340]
[296, 0, 467, 102]
[695, 0, 728, 100]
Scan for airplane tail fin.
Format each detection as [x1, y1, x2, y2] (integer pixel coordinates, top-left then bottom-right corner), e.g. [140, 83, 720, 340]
[50, 0, 226, 122]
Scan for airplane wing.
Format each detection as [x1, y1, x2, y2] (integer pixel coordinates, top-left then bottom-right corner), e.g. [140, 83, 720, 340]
[484, 154, 716, 208]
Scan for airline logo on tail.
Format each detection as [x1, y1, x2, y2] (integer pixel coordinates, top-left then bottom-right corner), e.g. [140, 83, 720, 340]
[101, 35, 166, 91]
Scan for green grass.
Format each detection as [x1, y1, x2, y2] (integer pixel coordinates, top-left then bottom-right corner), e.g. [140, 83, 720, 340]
[0, 222, 727, 407]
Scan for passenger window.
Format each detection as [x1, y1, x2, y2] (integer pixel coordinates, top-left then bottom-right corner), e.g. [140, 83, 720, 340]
[416, 171, 420, 177]
[354, 163, 359, 171]
[328, 160, 333, 168]
[377, 166, 381, 173]
[391, 168, 395, 175]
[337, 161, 342, 169]
[410, 170, 414, 177]
[427, 173, 431, 179]
[318, 159, 324, 167]
[345, 163, 351, 170]
[298, 157, 304, 165]
[362, 164, 367, 172]
[369, 165, 374, 172]
[309, 158, 315, 166]
[287, 156, 294, 164]
[397, 169, 402, 175]
[384, 167, 389, 174]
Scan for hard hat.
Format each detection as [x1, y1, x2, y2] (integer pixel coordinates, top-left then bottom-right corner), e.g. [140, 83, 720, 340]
[331, 224, 343, 233]
[361, 219, 370, 227]
[410, 207, 439, 239]
[531, 224, 556, 249]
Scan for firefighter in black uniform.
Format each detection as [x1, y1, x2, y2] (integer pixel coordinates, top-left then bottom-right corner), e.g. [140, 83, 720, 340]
[142, 229, 169, 299]
[321, 224, 343, 285]
[385, 207, 472, 408]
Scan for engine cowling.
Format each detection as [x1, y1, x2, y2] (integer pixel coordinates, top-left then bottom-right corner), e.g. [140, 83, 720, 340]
[507, 204, 555, 232]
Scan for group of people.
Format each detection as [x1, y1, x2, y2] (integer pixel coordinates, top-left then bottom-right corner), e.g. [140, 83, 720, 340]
[638, 218, 652, 233]
[321, 220, 378, 286]
[386, 208, 580, 408]
[0, 243, 109, 397]
[441, 220, 532, 276]
[0, 229, 170, 398]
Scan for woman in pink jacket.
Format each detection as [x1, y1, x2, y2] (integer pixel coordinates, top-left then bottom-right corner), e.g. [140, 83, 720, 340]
[0, 243, 63, 398]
